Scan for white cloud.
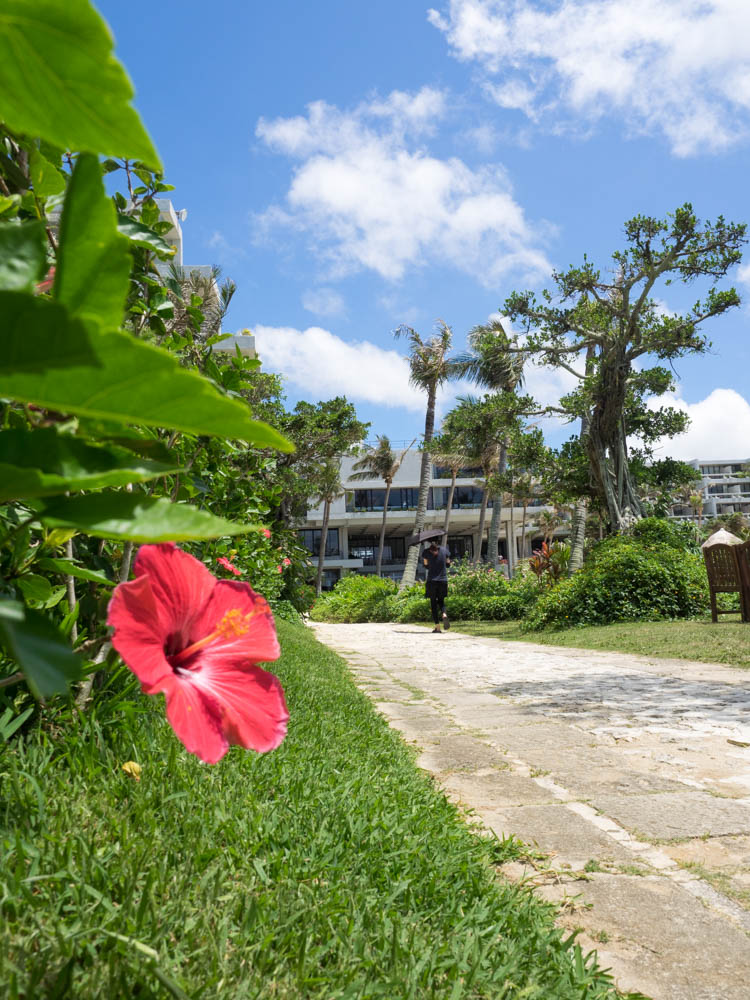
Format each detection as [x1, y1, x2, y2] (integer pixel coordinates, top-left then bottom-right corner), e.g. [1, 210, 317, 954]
[429, 0, 750, 155]
[650, 388, 750, 460]
[254, 324, 470, 414]
[255, 87, 551, 285]
[301, 287, 346, 318]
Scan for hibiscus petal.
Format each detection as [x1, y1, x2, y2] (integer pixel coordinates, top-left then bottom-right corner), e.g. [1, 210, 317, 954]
[190, 580, 280, 664]
[163, 673, 229, 764]
[107, 574, 173, 691]
[134, 543, 216, 647]
[191, 660, 288, 753]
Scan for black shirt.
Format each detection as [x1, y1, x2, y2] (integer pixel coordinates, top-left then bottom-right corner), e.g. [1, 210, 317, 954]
[423, 545, 450, 582]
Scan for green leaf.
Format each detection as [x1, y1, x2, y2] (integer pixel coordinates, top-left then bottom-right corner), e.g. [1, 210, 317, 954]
[117, 213, 175, 257]
[0, 0, 161, 169]
[35, 557, 114, 586]
[54, 153, 131, 328]
[0, 221, 46, 291]
[0, 600, 82, 698]
[16, 574, 53, 605]
[0, 293, 294, 450]
[37, 492, 259, 542]
[28, 147, 65, 198]
[0, 427, 183, 501]
[0, 194, 22, 218]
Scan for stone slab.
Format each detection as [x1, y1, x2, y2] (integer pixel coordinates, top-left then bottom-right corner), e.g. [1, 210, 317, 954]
[441, 769, 557, 809]
[536, 873, 750, 1000]
[416, 734, 506, 773]
[479, 803, 634, 868]
[591, 790, 750, 840]
[664, 833, 750, 870]
[550, 764, 688, 799]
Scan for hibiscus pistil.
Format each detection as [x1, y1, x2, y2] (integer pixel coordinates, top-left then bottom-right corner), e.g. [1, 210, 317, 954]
[170, 604, 268, 666]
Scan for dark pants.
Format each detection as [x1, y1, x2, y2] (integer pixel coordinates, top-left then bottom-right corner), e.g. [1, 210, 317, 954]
[425, 580, 448, 624]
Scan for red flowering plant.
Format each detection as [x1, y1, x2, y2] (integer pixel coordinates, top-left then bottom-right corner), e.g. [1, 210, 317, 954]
[216, 555, 243, 577]
[107, 543, 288, 763]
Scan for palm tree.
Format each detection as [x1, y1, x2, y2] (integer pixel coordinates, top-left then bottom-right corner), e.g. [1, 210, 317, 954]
[313, 459, 345, 597]
[350, 436, 415, 576]
[430, 434, 472, 535]
[538, 508, 561, 546]
[689, 492, 704, 530]
[395, 322, 461, 589]
[168, 263, 236, 340]
[515, 474, 535, 563]
[454, 320, 526, 568]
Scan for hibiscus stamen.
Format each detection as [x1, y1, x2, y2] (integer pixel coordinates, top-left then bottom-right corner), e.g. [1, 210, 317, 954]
[170, 605, 271, 667]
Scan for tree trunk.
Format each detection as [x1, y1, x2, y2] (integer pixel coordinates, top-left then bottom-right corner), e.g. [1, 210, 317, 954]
[376, 481, 391, 577]
[486, 442, 506, 570]
[508, 500, 516, 578]
[568, 498, 588, 574]
[443, 471, 457, 533]
[472, 484, 490, 564]
[585, 350, 643, 532]
[400, 384, 437, 590]
[316, 500, 331, 597]
[520, 500, 529, 562]
[569, 407, 591, 574]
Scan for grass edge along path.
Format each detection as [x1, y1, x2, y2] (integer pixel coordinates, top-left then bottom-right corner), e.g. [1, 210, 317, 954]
[452, 619, 750, 669]
[0, 621, 625, 999]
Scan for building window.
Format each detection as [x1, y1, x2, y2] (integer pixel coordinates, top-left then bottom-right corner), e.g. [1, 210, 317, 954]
[447, 535, 473, 560]
[433, 485, 487, 509]
[433, 464, 483, 479]
[349, 534, 405, 565]
[298, 528, 340, 557]
[346, 488, 424, 511]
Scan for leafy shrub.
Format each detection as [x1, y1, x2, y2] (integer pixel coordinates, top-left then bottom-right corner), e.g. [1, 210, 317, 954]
[271, 599, 304, 624]
[629, 516, 700, 554]
[448, 558, 510, 597]
[311, 568, 541, 624]
[523, 535, 708, 631]
[309, 575, 397, 622]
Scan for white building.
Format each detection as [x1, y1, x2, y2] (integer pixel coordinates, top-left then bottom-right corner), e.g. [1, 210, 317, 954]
[671, 458, 750, 523]
[302, 447, 560, 589]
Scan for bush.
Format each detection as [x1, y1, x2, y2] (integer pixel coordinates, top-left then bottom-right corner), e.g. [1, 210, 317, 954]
[629, 516, 701, 554]
[309, 575, 397, 622]
[523, 535, 708, 631]
[448, 558, 511, 597]
[311, 569, 541, 624]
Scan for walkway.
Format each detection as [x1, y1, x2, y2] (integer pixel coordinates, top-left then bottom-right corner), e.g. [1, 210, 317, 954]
[311, 622, 750, 1000]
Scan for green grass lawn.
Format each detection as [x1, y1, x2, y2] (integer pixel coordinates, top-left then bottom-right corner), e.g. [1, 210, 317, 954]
[0, 621, 623, 999]
[451, 618, 750, 668]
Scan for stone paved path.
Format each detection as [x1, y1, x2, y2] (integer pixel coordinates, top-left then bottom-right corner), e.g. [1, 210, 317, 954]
[311, 622, 750, 1000]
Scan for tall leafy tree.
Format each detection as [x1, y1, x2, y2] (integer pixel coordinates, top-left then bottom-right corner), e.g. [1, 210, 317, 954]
[313, 459, 344, 597]
[505, 205, 746, 532]
[394, 323, 461, 588]
[455, 320, 527, 567]
[349, 435, 415, 576]
[441, 397, 503, 564]
[430, 433, 472, 535]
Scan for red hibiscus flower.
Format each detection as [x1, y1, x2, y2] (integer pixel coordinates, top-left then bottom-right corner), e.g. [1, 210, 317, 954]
[107, 543, 288, 764]
[282, 557, 291, 567]
[217, 555, 243, 577]
[261, 528, 271, 539]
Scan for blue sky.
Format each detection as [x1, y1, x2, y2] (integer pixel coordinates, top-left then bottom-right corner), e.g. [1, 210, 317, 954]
[98, 0, 750, 459]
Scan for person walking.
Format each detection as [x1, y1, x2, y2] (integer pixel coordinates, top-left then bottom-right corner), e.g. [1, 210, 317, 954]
[423, 537, 451, 633]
